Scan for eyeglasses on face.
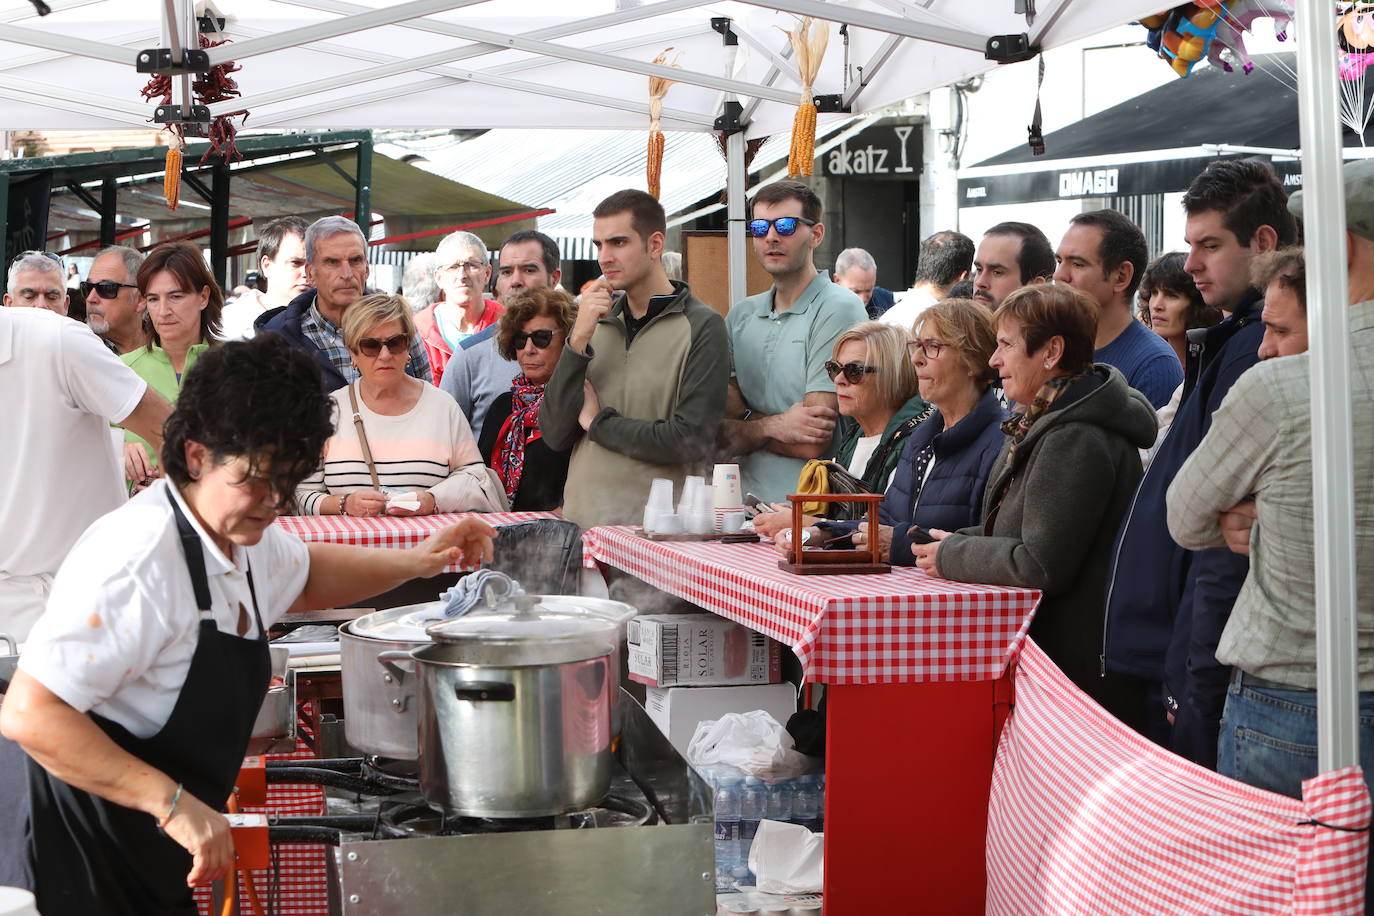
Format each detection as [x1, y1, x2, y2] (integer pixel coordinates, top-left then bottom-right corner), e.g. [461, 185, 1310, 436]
[512, 328, 562, 350]
[443, 260, 488, 273]
[80, 279, 138, 300]
[906, 339, 950, 360]
[355, 333, 409, 357]
[746, 216, 817, 238]
[824, 360, 879, 384]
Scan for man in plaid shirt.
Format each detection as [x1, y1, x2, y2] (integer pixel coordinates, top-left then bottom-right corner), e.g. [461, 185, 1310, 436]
[255, 215, 431, 390]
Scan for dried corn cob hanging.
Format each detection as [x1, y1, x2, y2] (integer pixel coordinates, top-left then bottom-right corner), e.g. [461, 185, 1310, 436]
[785, 18, 829, 177]
[164, 134, 184, 212]
[646, 48, 680, 199]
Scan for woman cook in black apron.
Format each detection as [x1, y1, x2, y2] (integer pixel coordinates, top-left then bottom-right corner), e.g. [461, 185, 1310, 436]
[0, 335, 495, 915]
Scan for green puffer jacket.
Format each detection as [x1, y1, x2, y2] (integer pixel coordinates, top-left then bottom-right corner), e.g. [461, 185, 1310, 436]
[832, 392, 932, 494]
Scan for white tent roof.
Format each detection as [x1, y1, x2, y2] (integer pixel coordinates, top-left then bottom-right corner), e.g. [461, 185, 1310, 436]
[0, 0, 1172, 139]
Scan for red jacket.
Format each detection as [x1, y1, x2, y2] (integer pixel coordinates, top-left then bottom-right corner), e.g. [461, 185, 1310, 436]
[414, 298, 503, 388]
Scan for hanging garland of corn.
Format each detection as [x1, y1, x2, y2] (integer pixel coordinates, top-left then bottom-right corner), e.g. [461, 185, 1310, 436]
[163, 133, 184, 212]
[785, 18, 829, 177]
[646, 49, 680, 199]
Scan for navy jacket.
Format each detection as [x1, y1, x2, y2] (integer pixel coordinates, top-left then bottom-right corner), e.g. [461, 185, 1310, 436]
[254, 289, 349, 392]
[1102, 290, 1263, 754]
[824, 387, 1007, 565]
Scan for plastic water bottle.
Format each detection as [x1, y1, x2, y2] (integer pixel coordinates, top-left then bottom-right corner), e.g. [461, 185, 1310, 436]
[764, 777, 792, 824]
[714, 776, 743, 888]
[814, 773, 826, 834]
[740, 776, 767, 880]
[791, 775, 820, 832]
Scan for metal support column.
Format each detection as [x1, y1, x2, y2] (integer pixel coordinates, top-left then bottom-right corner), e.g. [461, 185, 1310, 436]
[1294, 0, 1360, 771]
[99, 177, 116, 246]
[0, 173, 10, 263]
[354, 136, 373, 240]
[210, 156, 230, 290]
[726, 131, 747, 307]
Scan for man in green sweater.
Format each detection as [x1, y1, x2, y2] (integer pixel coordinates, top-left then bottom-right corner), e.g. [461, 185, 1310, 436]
[540, 190, 730, 528]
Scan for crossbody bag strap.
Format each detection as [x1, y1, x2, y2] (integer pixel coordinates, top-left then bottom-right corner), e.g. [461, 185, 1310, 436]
[348, 382, 382, 491]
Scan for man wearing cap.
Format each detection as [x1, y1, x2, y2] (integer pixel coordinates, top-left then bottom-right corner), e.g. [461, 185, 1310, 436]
[1167, 162, 1374, 890]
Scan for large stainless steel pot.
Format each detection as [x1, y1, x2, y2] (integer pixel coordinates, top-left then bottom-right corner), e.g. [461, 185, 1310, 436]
[342, 596, 637, 759]
[247, 645, 296, 756]
[411, 602, 618, 817]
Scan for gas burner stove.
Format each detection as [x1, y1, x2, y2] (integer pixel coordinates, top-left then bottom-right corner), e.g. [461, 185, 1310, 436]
[372, 791, 656, 839]
[358, 755, 420, 794]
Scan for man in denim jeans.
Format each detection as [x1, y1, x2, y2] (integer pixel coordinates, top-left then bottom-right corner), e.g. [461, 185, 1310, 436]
[1167, 163, 1374, 846]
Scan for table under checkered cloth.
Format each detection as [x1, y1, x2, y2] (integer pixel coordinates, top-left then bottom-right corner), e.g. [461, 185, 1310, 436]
[276, 510, 596, 569]
[988, 640, 1371, 915]
[194, 714, 328, 916]
[581, 525, 1041, 685]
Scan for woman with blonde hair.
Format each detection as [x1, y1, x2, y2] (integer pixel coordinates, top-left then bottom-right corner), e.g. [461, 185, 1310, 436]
[294, 293, 506, 516]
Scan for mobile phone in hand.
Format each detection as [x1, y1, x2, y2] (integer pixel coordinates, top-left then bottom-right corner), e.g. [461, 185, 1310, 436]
[907, 525, 936, 545]
[742, 492, 768, 517]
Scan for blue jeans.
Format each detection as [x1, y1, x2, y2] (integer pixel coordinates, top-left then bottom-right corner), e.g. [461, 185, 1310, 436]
[1217, 671, 1374, 911]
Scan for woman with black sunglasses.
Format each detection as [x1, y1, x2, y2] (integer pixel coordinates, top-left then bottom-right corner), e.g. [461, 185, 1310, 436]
[293, 293, 507, 517]
[477, 287, 576, 510]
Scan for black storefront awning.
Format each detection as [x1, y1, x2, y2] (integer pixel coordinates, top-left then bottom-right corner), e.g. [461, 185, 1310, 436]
[959, 52, 1370, 207]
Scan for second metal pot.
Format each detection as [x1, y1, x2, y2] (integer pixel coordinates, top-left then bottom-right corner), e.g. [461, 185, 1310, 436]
[412, 607, 618, 817]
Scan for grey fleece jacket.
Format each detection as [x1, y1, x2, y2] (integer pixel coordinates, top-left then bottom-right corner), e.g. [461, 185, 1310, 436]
[539, 281, 729, 529]
[936, 365, 1158, 702]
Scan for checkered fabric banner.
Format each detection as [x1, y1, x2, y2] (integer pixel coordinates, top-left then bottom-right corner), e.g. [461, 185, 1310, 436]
[276, 510, 596, 569]
[581, 525, 1041, 685]
[987, 640, 1371, 915]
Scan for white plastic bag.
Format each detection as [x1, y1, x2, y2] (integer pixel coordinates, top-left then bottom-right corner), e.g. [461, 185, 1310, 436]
[686, 710, 810, 780]
[748, 819, 823, 894]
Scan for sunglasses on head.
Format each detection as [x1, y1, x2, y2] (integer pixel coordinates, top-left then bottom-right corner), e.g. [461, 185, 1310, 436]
[512, 329, 561, 350]
[824, 360, 879, 384]
[12, 250, 62, 266]
[746, 216, 817, 238]
[356, 333, 409, 357]
[80, 279, 138, 300]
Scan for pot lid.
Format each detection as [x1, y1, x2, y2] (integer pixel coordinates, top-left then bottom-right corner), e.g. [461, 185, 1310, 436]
[348, 595, 636, 643]
[423, 602, 618, 666]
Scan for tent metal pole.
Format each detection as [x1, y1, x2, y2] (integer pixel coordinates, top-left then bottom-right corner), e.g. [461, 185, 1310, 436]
[733, 0, 985, 50]
[843, 34, 902, 109]
[741, 44, 793, 126]
[1294, 0, 1361, 770]
[727, 131, 747, 308]
[354, 135, 372, 241]
[730, 25, 800, 83]
[99, 177, 116, 247]
[0, 173, 9, 264]
[0, 21, 137, 64]
[210, 157, 229, 290]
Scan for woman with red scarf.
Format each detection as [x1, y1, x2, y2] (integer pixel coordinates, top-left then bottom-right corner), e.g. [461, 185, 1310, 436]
[478, 287, 576, 511]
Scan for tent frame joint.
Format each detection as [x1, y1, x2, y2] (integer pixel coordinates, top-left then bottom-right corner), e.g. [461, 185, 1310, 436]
[710, 16, 738, 46]
[985, 33, 1037, 64]
[714, 100, 743, 134]
[136, 47, 209, 74]
[815, 94, 850, 114]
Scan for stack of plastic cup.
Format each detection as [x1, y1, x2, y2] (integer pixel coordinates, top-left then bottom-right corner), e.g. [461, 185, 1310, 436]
[644, 478, 675, 533]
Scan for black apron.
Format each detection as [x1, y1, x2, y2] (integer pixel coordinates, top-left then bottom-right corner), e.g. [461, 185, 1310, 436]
[26, 489, 271, 916]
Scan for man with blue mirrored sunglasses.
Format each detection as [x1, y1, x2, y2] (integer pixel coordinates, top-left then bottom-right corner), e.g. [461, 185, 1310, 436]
[719, 180, 867, 503]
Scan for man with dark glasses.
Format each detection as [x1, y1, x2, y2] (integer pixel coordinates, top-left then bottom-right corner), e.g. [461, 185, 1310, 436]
[540, 189, 729, 529]
[82, 246, 148, 354]
[720, 180, 867, 503]
[256, 216, 431, 391]
[5, 252, 68, 317]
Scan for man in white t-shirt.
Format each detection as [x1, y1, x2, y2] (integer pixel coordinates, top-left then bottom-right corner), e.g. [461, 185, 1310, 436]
[0, 308, 172, 640]
[880, 230, 974, 333]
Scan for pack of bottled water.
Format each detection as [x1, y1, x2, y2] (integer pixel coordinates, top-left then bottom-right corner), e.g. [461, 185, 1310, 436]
[700, 764, 824, 891]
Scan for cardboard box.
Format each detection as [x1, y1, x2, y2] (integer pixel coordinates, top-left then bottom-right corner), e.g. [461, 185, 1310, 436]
[646, 683, 798, 759]
[627, 613, 782, 687]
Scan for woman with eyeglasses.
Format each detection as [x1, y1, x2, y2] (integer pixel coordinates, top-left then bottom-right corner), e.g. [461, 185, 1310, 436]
[753, 321, 926, 540]
[294, 293, 507, 517]
[120, 242, 223, 490]
[759, 302, 1009, 563]
[477, 287, 576, 511]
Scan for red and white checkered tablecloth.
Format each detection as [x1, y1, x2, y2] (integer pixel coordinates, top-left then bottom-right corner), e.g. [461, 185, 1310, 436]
[276, 510, 595, 570]
[987, 640, 1370, 915]
[581, 525, 1041, 685]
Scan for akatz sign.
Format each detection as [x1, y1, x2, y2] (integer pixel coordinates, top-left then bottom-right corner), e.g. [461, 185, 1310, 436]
[1059, 168, 1119, 198]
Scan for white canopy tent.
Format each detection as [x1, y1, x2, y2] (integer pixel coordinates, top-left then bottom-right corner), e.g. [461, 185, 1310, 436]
[0, 0, 1175, 302]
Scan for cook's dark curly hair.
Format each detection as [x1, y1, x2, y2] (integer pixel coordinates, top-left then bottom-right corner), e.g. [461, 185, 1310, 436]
[162, 334, 335, 507]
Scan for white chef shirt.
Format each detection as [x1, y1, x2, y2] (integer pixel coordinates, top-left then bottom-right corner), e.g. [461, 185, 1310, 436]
[0, 308, 144, 578]
[19, 479, 310, 738]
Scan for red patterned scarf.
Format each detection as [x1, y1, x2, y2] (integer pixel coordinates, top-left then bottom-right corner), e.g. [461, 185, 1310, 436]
[492, 375, 545, 500]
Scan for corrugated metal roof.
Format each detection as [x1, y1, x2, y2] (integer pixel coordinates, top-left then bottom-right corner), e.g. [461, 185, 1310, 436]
[378, 128, 790, 248]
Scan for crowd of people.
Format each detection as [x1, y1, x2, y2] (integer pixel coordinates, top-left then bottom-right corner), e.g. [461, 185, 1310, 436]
[1, 156, 1372, 907]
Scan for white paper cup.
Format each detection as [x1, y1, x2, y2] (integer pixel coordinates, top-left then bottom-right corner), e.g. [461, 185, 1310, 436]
[712, 463, 743, 509]
[721, 510, 748, 534]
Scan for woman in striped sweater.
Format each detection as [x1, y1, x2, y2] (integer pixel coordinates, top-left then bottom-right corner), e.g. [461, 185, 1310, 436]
[294, 293, 507, 517]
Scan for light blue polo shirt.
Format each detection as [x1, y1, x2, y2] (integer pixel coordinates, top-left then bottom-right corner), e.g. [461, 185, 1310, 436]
[727, 272, 867, 502]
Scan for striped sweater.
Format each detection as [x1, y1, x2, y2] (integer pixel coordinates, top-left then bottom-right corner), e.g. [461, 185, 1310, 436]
[294, 383, 503, 515]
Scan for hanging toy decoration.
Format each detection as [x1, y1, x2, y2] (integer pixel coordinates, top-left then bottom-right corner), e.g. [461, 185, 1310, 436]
[1206, 0, 1294, 73]
[646, 48, 680, 200]
[1338, 2, 1374, 82]
[785, 17, 828, 177]
[1140, 1, 1232, 77]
